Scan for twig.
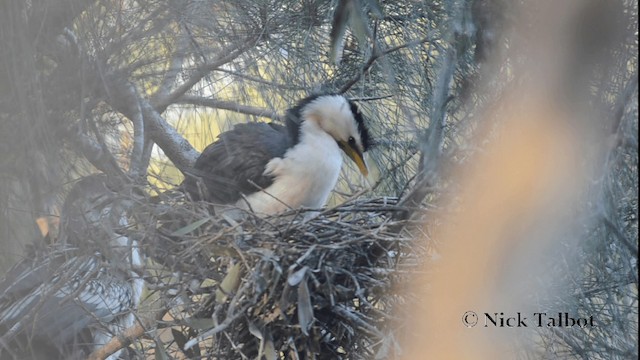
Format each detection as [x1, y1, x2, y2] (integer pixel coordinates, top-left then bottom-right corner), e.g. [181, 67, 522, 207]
[127, 90, 145, 178]
[87, 309, 168, 360]
[178, 96, 282, 121]
[213, 68, 307, 91]
[151, 26, 191, 105]
[152, 36, 260, 113]
[183, 304, 252, 350]
[339, 36, 431, 94]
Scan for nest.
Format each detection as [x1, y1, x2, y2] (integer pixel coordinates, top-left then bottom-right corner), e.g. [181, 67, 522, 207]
[136, 195, 421, 359]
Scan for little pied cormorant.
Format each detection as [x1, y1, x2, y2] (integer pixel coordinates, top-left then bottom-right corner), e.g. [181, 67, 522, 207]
[182, 94, 371, 215]
[0, 175, 143, 360]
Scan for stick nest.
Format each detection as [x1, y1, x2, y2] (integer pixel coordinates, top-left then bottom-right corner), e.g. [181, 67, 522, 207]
[138, 195, 421, 359]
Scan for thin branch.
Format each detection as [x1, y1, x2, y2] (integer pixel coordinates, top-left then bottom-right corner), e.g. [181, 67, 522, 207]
[349, 94, 394, 102]
[128, 90, 145, 178]
[152, 36, 260, 113]
[610, 73, 638, 135]
[183, 303, 252, 351]
[70, 119, 125, 177]
[138, 134, 155, 177]
[396, 44, 457, 218]
[86, 322, 147, 360]
[178, 96, 282, 121]
[150, 26, 191, 104]
[86, 308, 168, 360]
[214, 68, 307, 91]
[339, 36, 431, 94]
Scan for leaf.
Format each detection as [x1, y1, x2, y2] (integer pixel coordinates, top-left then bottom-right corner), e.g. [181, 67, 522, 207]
[171, 328, 199, 358]
[171, 328, 188, 350]
[248, 320, 264, 340]
[248, 320, 269, 360]
[216, 262, 242, 303]
[170, 216, 210, 236]
[297, 279, 314, 336]
[184, 317, 216, 330]
[264, 339, 278, 360]
[154, 339, 170, 360]
[350, 0, 372, 47]
[287, 266, 308, 286]
[330, 0, 352, 64]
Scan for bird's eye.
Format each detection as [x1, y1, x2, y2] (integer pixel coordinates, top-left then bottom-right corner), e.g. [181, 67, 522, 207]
[348, 136, 355, 145]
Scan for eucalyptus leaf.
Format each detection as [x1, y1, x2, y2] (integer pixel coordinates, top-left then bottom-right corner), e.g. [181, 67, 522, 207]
[297, 279, 314, 336]
[287, 265, 308, 286]
[184, 317, 216, 330]
[330, 0, 352, 64]
[264, 339, 278, 360]
[154, 339, 170, 360]
[216, 262, 242, 303]
[170, 216, 211, 236]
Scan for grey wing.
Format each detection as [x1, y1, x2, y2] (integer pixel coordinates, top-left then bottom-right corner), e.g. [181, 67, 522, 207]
[0, 253, 133, 346]
[182, 122, 292, 203]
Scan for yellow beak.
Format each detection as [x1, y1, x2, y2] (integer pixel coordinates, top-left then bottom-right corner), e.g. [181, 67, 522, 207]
[339, 141, 368, 176]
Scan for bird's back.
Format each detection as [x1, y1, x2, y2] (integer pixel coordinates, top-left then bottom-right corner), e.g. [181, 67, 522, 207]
[182, 122, 293, 203]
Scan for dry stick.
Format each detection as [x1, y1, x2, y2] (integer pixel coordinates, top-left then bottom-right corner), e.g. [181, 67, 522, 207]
[87, 310, 166, 360]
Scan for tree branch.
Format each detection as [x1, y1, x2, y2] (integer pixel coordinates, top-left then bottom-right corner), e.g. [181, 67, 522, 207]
[610, 73, 638, 135]
[150, 26, 191, 105]
[86, 321, 148, 360]
[86, 307, 170, 360]
[140, 100, 200, 171]
[100, 71, 199, 172]
[213, 68, 307, 91]
[152, 36, 260, 113]
[395, 24, 460, 220]
[128, 89, 145, 178]
[178, 96, 282, 120]
[339, 36, 431, 94]
[69, 120, 125, 177]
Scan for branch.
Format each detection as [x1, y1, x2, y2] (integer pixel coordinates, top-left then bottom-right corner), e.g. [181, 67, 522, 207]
[27, 0, 95, 46]
[213, 68, 307, 91]
[152, 36, 260, 112]
[141, 100, 200, 171]
[178, 96, 282, 120]
[86, 321, 149, 360]
[339, 36, 431, 94]
[610, 73, 638, 135]
[98, 72, 146, 177]
[69, 119, 125, 177]
[150, 26, 191, 105]
[101, 73, 199, 172]
[128, 89, 145, 178]
[138, 134, 155, 177]
[86, 306, 170, 360]
[396, 45, 457, 217]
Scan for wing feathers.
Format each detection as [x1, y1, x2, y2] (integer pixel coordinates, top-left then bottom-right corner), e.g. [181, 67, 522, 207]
[183, 122, 293, 203]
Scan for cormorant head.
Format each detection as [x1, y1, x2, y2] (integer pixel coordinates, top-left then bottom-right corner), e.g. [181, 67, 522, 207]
[292, 94, 372, 176]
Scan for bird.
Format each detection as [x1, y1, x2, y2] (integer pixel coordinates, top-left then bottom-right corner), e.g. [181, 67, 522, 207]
[0, 175, 144, 360]
[181, 93, 372, 216]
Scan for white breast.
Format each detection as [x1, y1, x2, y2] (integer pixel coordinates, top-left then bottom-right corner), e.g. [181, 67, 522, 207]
[238, 123, 343, 215]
